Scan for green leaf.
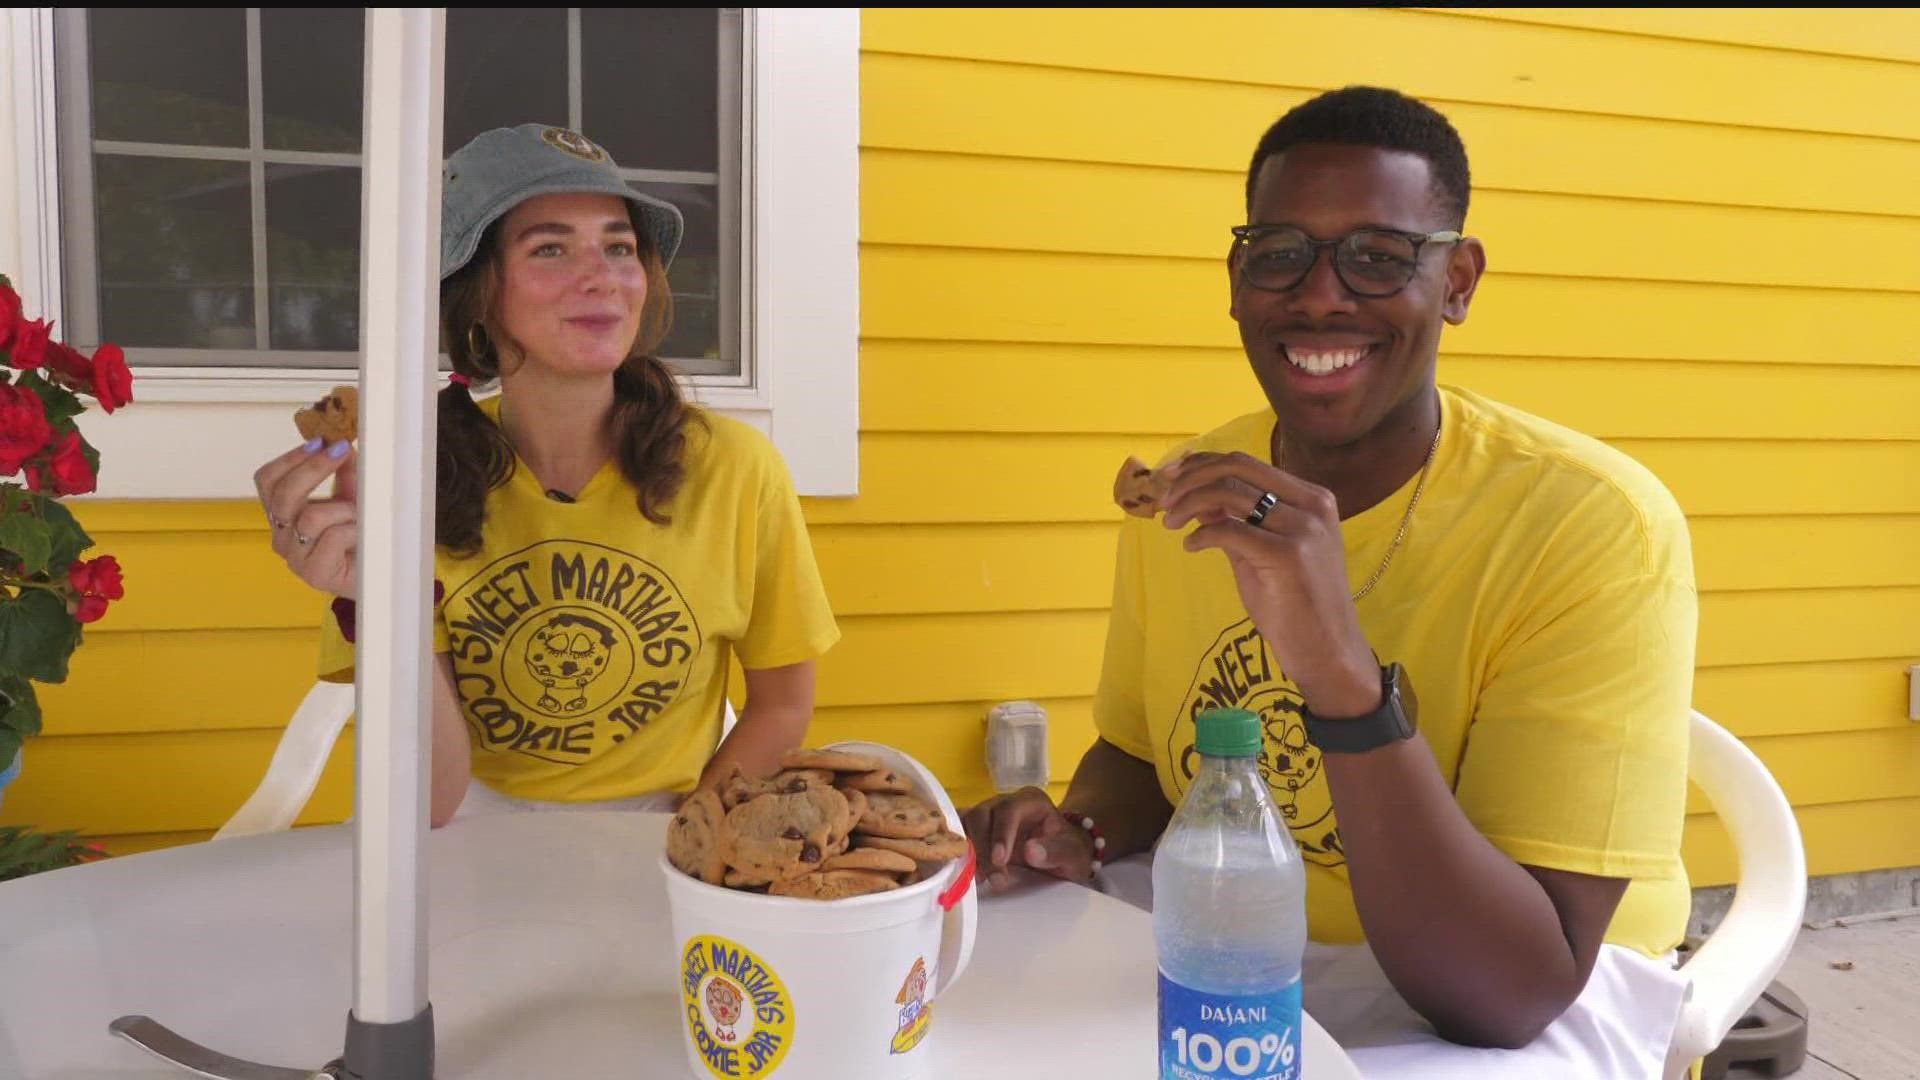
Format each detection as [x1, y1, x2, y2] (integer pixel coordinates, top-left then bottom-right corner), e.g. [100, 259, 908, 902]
[39, 497, 92, 570]
[0, 511, 52, 575]
[0, 729, 19, 773]
[0, 675, 40, 739]
[17, 371, 84, 428]
[0, 825, 107, 881]
[0, 590, 79, 683]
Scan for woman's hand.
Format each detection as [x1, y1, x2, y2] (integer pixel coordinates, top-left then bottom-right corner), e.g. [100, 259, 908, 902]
[252, 439, 359, 598]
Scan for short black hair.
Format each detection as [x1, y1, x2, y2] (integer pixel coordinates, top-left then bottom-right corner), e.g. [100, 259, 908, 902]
[1245, 86, 1471, 228]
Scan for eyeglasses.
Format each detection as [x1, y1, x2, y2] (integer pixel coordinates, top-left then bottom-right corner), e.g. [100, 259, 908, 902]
[1229, 224, 1463, 298]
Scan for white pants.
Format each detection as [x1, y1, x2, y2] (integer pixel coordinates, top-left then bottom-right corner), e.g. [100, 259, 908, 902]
[1099, 854, 1687, 1080]
[452, 781, 680, 818]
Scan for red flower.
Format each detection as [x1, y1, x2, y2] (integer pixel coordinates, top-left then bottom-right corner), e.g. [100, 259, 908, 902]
[40, 341, 133, 413]
[70, 555, 125, 600]
[25, 430, 95, 496]
[7, 317, 51, 371]
[0, 383, 51, 474]
[89, 344, 133, 413]
[0, 284, 20, 351]
[68, 555, 124, 624]
[45, 340, 90, 382]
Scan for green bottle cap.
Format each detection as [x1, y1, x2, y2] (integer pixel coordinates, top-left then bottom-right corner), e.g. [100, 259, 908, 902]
[1195, 707, 1261, 757]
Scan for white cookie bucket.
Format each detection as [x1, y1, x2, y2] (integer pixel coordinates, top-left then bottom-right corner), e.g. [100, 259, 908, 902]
[660, 741, 979, 1080]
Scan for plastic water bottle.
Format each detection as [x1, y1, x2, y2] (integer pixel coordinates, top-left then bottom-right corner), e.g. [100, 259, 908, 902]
[1154, 707, 1307, 1080]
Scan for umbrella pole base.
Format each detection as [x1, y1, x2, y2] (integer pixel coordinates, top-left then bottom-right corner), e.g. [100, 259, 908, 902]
[343, 1004, 435, 1080]
[108, 1014, 344, 1079]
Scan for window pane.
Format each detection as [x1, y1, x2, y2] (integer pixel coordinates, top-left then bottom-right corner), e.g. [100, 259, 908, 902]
[58, 7, 744, 375]
[88, 9, 249, 147]
[581, 8, 719, 173]
[444, 9, 569, 155]
[94, 155, 255, 349]
[633, 180, 720, 363]
[262, 9, 364, 153]
[267, 165, 361, 351]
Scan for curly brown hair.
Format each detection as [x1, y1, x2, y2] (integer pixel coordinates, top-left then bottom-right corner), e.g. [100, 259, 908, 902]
[435, 208, 706, 557]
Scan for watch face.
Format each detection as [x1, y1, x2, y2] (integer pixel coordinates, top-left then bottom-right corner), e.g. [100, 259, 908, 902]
[1304, 664, 1417, 753]
[1388, 663, 1418, 735]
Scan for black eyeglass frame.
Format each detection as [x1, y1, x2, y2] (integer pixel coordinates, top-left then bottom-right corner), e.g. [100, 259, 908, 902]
[1229, 224, 1465, 298]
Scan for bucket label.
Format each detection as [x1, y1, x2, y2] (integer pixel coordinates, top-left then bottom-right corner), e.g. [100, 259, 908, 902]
[681, 935, 795, 1078]
[1158, 971, 1300, 1080]
[889, 956, 934, 1055]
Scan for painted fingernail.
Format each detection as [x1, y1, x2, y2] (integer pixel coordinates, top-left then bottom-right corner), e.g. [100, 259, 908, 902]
[303, 437, 324, 453]
[327, 440, 350, 459]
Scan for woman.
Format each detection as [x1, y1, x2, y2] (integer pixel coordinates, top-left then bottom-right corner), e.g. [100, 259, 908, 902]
[253, 124, 839, 825]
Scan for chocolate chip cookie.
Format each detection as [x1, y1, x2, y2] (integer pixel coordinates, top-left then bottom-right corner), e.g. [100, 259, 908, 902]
[294, 385, 359, 443]
[768, 869, 903, 900]
[854, 828, 971, 863]
[666, 789, 728, 885]
[721, 787, 851, 883]
[820, 846, 920, 875]
[720, 766, 837, 809]
[842, 767, 914, 795]
[780, 747, 885, 774]
[856, 791, 943, 839]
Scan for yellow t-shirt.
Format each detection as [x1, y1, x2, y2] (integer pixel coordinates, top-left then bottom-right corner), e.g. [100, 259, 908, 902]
[321, 399, 839, 801]
[1095, 385, 1696, 957]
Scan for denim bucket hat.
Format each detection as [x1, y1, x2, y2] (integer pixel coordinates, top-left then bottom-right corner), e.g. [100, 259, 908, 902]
[440, 123, 685, 280]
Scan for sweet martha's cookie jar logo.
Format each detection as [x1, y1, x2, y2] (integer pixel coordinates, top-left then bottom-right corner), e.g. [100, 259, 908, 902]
[1169, 617, 1345, 868]
[443, 540, 701, 761]
[682, 935, 794, 1078]
[889, 956, 933, 1055]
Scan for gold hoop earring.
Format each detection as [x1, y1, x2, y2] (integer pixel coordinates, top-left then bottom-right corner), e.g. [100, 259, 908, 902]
[466, 323, 490, 361]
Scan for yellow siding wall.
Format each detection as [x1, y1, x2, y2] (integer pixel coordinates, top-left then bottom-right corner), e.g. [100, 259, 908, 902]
[6, 9, 1920, 885]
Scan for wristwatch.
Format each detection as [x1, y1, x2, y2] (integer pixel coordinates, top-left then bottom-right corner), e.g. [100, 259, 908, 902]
[1303, 662, 1419, 754]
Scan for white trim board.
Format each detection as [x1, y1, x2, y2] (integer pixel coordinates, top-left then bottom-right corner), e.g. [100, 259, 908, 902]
[754, 7, 860, 498]
[4, 6, 859, 500]
[3, 8, 61, 315]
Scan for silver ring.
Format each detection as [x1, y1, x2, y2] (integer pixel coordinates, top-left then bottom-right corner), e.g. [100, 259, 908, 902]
[268, 514, 289, 530]
[295, 531, 312, 547]
[1245, 491, 1279, 527]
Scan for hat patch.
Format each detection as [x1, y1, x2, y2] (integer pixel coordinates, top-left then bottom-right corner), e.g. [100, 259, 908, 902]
[541, 127, 607, 162]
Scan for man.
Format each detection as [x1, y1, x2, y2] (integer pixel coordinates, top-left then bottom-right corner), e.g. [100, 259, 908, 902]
[964, 86, 1695, 1070]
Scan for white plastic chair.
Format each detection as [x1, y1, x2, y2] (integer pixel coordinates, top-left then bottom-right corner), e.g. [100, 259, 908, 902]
[215, 681, 356, 840]
[1664, 709, 1807, 1079]
[217, 684, 740, 839]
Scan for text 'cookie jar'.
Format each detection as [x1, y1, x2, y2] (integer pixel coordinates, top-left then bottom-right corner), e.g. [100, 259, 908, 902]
[662, 741, 979, 1080]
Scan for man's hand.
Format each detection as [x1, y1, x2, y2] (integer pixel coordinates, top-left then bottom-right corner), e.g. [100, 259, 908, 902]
[961, 787, 1097, 892]
[1160, 451, 1380, 717]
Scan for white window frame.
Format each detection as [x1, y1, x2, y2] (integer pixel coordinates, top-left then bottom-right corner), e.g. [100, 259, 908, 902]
[0, 7, 858, 498]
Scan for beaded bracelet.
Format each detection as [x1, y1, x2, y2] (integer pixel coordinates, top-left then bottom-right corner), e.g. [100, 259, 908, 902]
[1061, 810, 1107, 876]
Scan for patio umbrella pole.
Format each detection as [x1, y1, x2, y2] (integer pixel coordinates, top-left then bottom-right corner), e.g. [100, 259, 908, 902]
[105, 10, 444, 1080]
[342, 7, 444, 1079]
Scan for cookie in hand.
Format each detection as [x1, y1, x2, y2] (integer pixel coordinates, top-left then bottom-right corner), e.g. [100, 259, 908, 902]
[1112, 455, 1173, 517]
[295, 385, 359, 443]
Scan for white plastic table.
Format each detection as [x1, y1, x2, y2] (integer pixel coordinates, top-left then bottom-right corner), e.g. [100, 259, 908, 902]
[0, 811, 1361, 1079]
